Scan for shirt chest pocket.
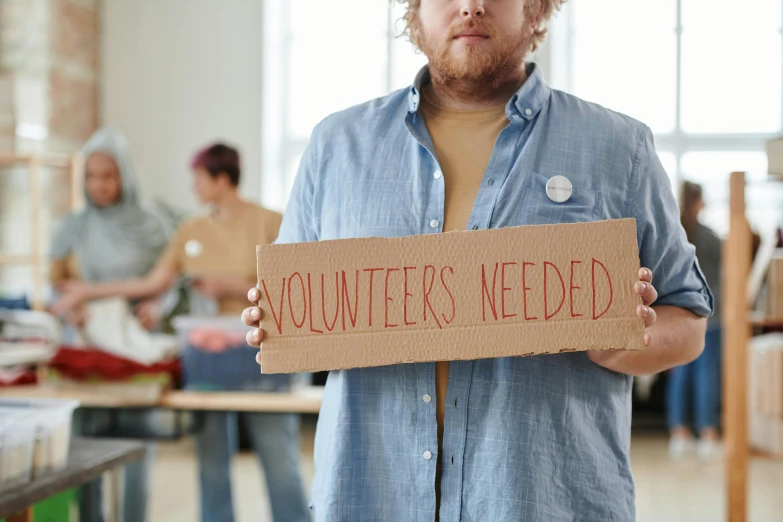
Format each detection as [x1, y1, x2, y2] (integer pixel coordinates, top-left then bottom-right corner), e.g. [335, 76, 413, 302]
[518, 172, 603, 225]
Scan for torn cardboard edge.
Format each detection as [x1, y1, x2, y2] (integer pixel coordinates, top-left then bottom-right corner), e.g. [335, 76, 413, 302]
[257, 218, 645, 374]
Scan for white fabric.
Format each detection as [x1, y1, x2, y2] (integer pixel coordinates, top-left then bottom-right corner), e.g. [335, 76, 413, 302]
[72, 298, 178, 365]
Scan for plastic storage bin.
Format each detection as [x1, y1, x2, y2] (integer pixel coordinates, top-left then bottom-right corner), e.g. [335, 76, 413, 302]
[0, 398, 79, 477]
[0, 408, 37, 490]
[172, 316, 294, 391]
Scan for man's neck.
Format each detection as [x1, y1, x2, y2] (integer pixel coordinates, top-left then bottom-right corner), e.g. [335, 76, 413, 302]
[425, 63, 528, 112]
[211, 190, 244, 222]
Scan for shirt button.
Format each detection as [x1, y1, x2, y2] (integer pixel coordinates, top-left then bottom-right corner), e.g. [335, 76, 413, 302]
[488, 179, 495, 186]
[472, 225, 479, 230]
[423, 450, 433, 460]
[525, 108, 533, 116]
[423, 394, 432, 403]
[434, 170, 442, 179]
[430, 219, 439, 229]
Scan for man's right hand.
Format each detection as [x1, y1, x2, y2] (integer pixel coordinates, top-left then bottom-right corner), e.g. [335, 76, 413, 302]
[241, 287, 264, 364]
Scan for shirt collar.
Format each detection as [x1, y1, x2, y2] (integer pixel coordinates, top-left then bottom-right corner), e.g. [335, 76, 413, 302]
[408, 62, 551, 121]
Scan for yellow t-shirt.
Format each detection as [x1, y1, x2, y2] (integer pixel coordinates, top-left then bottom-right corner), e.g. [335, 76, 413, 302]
[156, 201, 282, 315]
[420, 85, 509, 515]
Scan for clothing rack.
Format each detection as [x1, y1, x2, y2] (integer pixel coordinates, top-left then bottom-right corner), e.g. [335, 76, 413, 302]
[724, 171, 783, 522]
[0, 154, 83, 311]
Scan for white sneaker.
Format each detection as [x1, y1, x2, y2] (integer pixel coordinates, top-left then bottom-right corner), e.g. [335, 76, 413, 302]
[696, 439, 721, 462]
[668, 435, 694, 460]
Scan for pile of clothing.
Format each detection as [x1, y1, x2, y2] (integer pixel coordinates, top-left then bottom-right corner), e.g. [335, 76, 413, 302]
[0, 292, 182, 401]
[0, 303, 60, 386]
[46, 297, 182, 401]
[44, 345, 181, 403]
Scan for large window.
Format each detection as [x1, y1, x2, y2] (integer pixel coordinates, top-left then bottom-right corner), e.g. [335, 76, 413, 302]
[261, 0, 427, 211]
[263, 0, 783, 235]
[548, 0, 783, 234]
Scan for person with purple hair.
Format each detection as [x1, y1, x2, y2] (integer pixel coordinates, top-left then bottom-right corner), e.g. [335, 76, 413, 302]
[53, 142, 310, 522]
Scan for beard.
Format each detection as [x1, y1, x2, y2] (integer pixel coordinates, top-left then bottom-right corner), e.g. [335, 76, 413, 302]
[415, 18, 531, 97]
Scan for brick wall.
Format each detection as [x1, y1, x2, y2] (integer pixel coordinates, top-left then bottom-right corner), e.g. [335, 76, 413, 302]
[49, 0, 100, 150]
[0, 0, 100, 301]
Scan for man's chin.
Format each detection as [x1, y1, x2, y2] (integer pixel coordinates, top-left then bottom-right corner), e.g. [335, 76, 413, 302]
[439, 58, 495, 81]
[449, 46, 491, 63]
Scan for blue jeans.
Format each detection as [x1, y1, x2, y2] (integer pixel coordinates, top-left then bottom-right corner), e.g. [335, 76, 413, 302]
[667, 328, 722, 432]
[75, 408, 156, 522]
[196, 411, 310, 522]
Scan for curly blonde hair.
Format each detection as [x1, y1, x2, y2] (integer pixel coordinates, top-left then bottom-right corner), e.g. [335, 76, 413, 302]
[395, 0, 567, 53]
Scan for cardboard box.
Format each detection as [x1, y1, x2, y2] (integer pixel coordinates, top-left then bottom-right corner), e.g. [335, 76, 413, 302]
[767, 251, 783, 320]
[750, 334, 783, 455]
[750, 334, 783, 418]
[256, 219, 645, 374]
[767, 137, 783, 177]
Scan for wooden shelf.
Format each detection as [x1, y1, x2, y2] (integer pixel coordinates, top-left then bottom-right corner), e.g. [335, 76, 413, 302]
[726, 171, 783, 522]
[0, 154, 82, 310]
[0, 254, 34, 266]
[725, 171, 751, 522]
[749, 312, 783, 328]
[750, 448, 783, 460]
[0, 155, 72, 169]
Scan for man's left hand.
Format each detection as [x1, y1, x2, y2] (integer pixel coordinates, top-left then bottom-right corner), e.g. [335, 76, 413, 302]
[587, 267, 658, 368]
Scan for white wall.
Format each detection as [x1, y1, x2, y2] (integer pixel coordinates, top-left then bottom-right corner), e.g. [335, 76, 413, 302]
[101, 0, 262, 215]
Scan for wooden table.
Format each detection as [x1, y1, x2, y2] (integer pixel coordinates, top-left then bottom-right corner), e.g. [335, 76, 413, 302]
[0, 386, 323, 521]
[0, 385, 324, 412]
[0, 438, 146, 521]
[161, 388, 323, 413]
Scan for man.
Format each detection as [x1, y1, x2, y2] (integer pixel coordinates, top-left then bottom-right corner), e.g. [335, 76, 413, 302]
[243, 1, 713, 520]
[54, 143, 309, 522]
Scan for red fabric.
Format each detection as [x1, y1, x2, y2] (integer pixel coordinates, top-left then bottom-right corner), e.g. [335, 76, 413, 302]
[48, 346, 181, 383]
[0, 369, 37, 387]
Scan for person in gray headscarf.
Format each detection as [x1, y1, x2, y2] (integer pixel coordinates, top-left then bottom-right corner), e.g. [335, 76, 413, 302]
[51, 125, 171, 299]
[50, 126, 169, 522]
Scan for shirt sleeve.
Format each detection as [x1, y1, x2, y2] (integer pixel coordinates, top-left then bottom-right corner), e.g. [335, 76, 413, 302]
[276, 125, 321, 245]
[49, 215, 80, 284]
[154, 225, 186, 274]
[629, 125, 713, 317]
[49, 257, 77, 284]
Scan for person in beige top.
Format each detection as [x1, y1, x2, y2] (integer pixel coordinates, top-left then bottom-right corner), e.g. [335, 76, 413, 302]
[53, 145, 277, 318]
[53, 143, 309, 522]
[154, 180, 281, 317]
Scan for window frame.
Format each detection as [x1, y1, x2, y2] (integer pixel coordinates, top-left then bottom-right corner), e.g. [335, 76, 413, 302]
[546, 0, 783, 190]
[260, 0, 420, 212]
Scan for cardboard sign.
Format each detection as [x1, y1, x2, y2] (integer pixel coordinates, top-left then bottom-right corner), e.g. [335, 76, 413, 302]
[256, 219, 644, 374]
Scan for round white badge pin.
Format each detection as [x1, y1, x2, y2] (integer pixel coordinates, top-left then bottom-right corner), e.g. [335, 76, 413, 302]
[185, 239, 203, 258]
[545, 175, 573, 203]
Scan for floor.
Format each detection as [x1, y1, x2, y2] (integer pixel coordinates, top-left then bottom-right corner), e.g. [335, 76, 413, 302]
[148, 423, 783, 522]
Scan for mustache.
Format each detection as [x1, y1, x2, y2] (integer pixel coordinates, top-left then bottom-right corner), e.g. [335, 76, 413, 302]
[448, 20, 497, 39]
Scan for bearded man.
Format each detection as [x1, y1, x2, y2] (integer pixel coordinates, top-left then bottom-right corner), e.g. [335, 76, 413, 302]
[242, 1, 713, 520]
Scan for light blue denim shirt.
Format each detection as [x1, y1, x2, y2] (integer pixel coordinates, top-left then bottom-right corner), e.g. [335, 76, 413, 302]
[277, 63, 713, 522]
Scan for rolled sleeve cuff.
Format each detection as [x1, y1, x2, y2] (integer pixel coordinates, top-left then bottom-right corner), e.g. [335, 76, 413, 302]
[655, 261, 714, 318]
